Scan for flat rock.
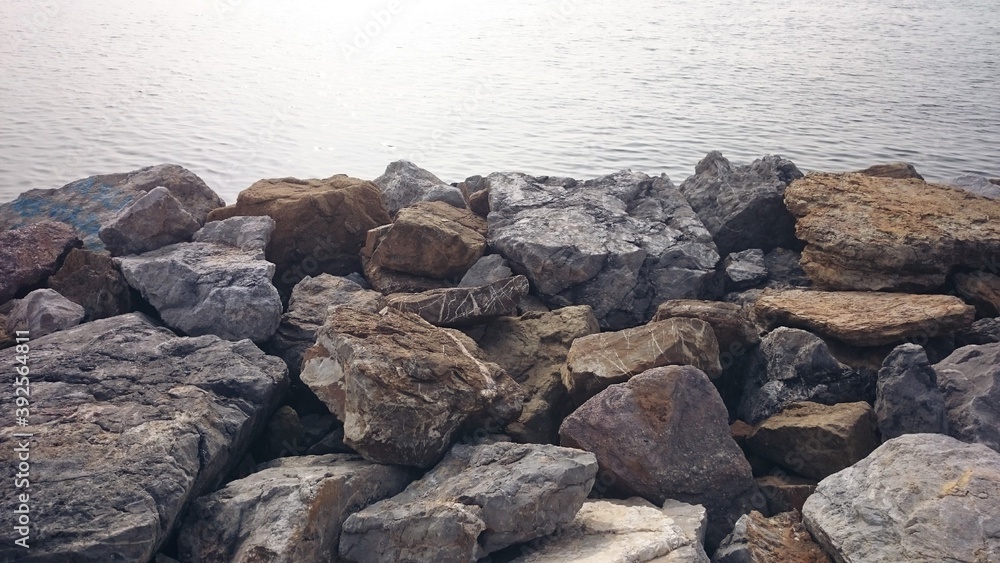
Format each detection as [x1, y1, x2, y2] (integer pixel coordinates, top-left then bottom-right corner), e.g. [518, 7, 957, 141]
[935, 343, 1000, 453]
[459, 254, 513, 287]
[373, 159, 466, 216]
[4, 288, 84, 337]
[99, 186, 200, 256]
[954, 270, 1000, 318]
[385, 275, 529, 327]
[856, 162, 924, 180]
[875, 344, 948, 440]
[47, 248, 132, 321]
[724, 249, 768, 292]
[0, 221, 81, 303]
[0, 313, 288, 562]
[713, 510, 830, 563]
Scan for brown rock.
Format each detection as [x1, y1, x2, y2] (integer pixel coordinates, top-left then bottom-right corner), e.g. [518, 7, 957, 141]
[48, 248, 132, 321]
[385, 275, 529, 327]
[756, 474, 818, 513]
[713, 510, 831, 563]
[0, 221, 82, 303]
[361, 225, 452, 294]
[954, 270, 1000, 318]
[856, 162, 924, 180]
[458, 175, 490, 216]
[754, 289, 974, 347]
[653, 299, 760, 365]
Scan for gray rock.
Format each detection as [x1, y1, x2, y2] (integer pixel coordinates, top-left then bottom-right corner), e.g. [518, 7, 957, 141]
[949, 174, 1000, 199]
[875, 344, 948, 440]
[193, 215, 275, 254]
[0, 313, 288, 562]
[385, 275, 529, 327]
[99, 186, 201, 256]
[935, 343, 1000, 453]
[0, 221, 82, 303]
[487, 170, 720, 330]
[802, 433, 1000, 562]
[762, 247, 811, 288]
[373, 159, 466, 216]
[712, 510, 831, 563]
[956, 317, 1000, 346]
[459, 254, 514, 287]
[339, 442, 597, 562]
[724, 249, 768, 291]
[47, 248, 133, 321]
[4, 289, 84, 337]
[678, 152, 804, 255]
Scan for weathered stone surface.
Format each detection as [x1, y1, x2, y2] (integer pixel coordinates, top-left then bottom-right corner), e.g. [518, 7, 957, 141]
[803, 433, 1000, 563]
[339, 442, 597, 562]
[249, 405, 304, 462]
[116, 216, 282, 342]
[949, 174, 1000, 199]
[373, 159, 466, 216]
[678, 151, 804, 255]
[747, 401, 879, 480]
[762, 247, 811, 288]
[300, 307, 524, 468]
[652, 300, 760, 360]
[724, 249, 768, 291]
[713, 510, 830, 563]
[956, 317, 1000, 346]
[0, 313, 288, 562]
[785, 172, 1000, 291]
[477, 305, 600, 444]
[756, 474, 817, 514]
[207, 174, 391, 291]
[178, 454, 413, 563]
[954, 270, 1000, 318]
[459, 254, 513, 287]
[47, 248, 132, 321]
[856, 162, 924, 180]
[99, 186, 201, 256]
[560, 366, 760, 548]
[563, 317, 722, 403]
[935, 343, 1000, 453]
[361, 228, 453, 294]
[194, 215, 274, 253]
[460, 174, 491, 216]
[0, 221, 81, 303]
[4, 288, 85, 337]
[875, 344, 948, 440]
[488, 170, 721, 330]
[385, 275, 529, 327]
[754, 289, 975, 347]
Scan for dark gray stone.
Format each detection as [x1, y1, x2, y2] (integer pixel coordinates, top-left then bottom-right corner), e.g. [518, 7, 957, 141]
[948, 174, 1000, 199]
[47, 248, 133, 321]
[374, 159, 466, 216]
[762, 248, 811, 288]
[724, 249, 768, 291]
[875, 344, 948, 441]
[459, 254, 513, 287]
[956, 317, 1000, 346]
[99, 186, 201, 256]
[935, 343, 1000, 453]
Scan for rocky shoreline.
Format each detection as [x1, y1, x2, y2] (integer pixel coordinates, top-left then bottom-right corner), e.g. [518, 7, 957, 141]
[1, 154, 999, 562]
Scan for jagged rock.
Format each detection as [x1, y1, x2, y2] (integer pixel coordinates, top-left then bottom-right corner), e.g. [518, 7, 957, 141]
[47, 248, 132, 321]
[116, 216, 282, 342]
[194, 215, 274, 252]
[856, 162, 924, 180]
[954, 270, 1000, 318]
[802, 433, 1000, 562]
[762, 247, 811, 288]
[875, 344, 948, 440]
[785, 172, 1000, 291]
[385, 275, 529, 327]
[562, 317, 722, 403]
[459, 254, 513, 287]
[459, 174, 491, 216]
[724, 249, 768, 291]
[956, 317, 1000, 346]
[949, 174, 1000, 199]
[373, 160, 466, 216]
[300, 307, 524, 467]
[756, 474, 817, 514]
[0, 313, 288, 562]
[477, 306, 600, 444]
[99, 186, 201, 256]
[678, 151, 804, 255]
[360, 224, 452, 294]
[339, 442, 597, 562]
[178, 454, 412, 563]
[207, 174, 391, 292]
[754, 289, 975, 347]
[652, 300, 760, 363]
[935, 343, 1000, 453]
[0, 221, 81, 303]
[487, 170, 721, 330]
[746, 401, 879, 480]
[4, 289, 85, 337]
[713, 510, 830, 563]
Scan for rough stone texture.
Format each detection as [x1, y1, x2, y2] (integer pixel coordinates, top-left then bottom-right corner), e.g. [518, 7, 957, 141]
[4, 288, 85, 338]
[875, 344, 948, 440]
[0, 221, 82, 303]
[47, 248, 133, 321]
[116, 216, 282, 343]
[954, 270, 1000, 318]
[487, 170, 721, 330]
[856, 162, 924, 180]
[802, 433, 1000, 563]
[754, 289, 975, 347]
[177, 454, 413, 563]
[477, 305, 601, 444]
[747, 401, 879, 480]
[935, 343, 1000, 453]
[956, 317, 1000, 346]
[460, 174, 491, 216]
[652, 300, 760, 360]
[360, 224, 453, 294]
[678, 151, 804, 255]
[99, 186, 201, 256]
[559, 366, 760, 548]
[459, 254, 514, 287]
[0, 313, 288, 562]
[563, 317, 722, 403]
[713, 510, 830, 563]
[207, 174, 391, 292]
[385, 275, 529, 327]
[373, 159, 466, 216]
[762, 247, 812, 288]
[194, 215, 275, 253]
[756, 474, 817, 514]
[724, 249, 768, 291]
[300, 307, 524, 468]
[339, 442, 597, 562]
[949, 174, 1000, 199]
[785, 172, 1000, 291]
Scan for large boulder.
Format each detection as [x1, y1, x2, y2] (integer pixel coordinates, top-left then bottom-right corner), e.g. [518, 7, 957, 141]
[47, 248, 132, 321]
[713, 510, 830, 563]
[384, 275, 529, 327]
[678, 151, 804, 255]
[360, 224, 453, 294]
[954, 270, 1000, 318]
[761, 247, 812, 289]
[802, 433, 1000, 562]
[373, 160, 466, 216]
[0, 313, 288, 562]
[0, 221, 81, 303]
[723, 249, 768, 292]
[934, 343, 1000, 453]
[339, 442, 598, 562]
[4, 288, 85, 338]
[98, 186, 201, 256]
[785, 172, 1000, 291]
[487, 170, 721, 330]
[874, 344, 948, 440]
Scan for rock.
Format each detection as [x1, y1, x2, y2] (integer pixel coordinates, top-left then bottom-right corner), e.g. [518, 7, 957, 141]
[249, 405, 305, 462]
[935, 343, 1000, 453]
[559, 366, 760, 548]
[874, 344, 948, 440]
[802, 433, 1000, 562]
[4, 288, 85, 337]
[487, 170, 721, 330]
[956, 317, 1000, 346]
[949, 174, 1000, 199]
[0, 313, 287, 562]
[385, 275, 529, 327]
[678, 151, 804, 255]
[194, 214, 274, 253]
[562, 317, 722, 403]
[459, 174, 491, 216]
[713, 511, 830, 563]
[98, 186, 201, 256]
[0, 221, 82, 303]
[754, 289, 975, 347]
[724, 249, 768, 291]
[756, 474, 817, 514]
[954, 270, 1000, 318]
[300, 307, 524, 468]
[207, 174, 391, 292]
[339, 442, 597, 562]
[856, 162, 924, 180]
[477, 305, 601, 444]
[459, 254, 514, 287]
[47, 248, 132, 321]
[373, 160, 466, 216]
[652, 300, 760, 362]
[116, 216, 283, 342]
[177, 454, 413, 563]
[762, 247, 811, 288]
[785, 172, 1000, 291]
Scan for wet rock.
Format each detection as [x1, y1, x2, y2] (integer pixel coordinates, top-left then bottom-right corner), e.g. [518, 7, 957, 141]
[99, 186, 201, 256]
[713, 510, 830, 563]
[956, 317, 1000, 346]
[756, 474, 817, 514]
[385, 275, 529, 327]
[856, 162, 924, 180]
[724, 249, 768, 291]
[47, 248, 132, 321]
[954, 270, 1000, 318]
[374, 159, 466, 216]
[875, 344, 948, 440]
[762, 247, 811, 288]
[0, 221, 81, 303]
[948, 174, 1000, 199]
[4, 288, 85, 338]
[935, 343, 1000, 453]
[459, 254, 513, 287]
